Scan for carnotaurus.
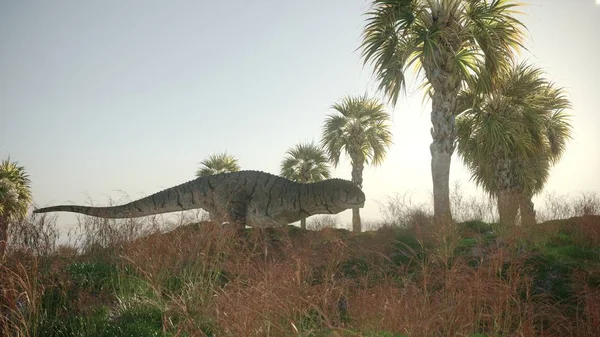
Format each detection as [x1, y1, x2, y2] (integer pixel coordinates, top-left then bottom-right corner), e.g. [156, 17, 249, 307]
[34, 170, 365, 228]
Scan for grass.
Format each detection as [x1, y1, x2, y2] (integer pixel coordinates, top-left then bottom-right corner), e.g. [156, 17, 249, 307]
[1, 192, 600, 336]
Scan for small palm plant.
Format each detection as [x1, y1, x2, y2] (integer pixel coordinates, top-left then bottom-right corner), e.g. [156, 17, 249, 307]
[321, 95, 393, 232]
[0, 157, 32, 256]
[456, 62, 572, 226]
[196, 152, 241, 177]
[280, 141, 331, 230]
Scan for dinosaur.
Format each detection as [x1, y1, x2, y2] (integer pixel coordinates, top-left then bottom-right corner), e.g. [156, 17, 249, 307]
[33, 170, 365, 228]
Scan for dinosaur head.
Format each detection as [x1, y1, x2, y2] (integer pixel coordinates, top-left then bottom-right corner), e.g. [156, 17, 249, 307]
[326, 178, 365, 210]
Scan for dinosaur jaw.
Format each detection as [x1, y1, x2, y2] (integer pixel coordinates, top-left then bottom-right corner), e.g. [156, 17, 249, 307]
[337, 201, 365, 210]
[350, 201, 365, 209]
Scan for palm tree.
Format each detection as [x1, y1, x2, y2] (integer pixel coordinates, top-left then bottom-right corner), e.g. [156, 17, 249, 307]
[455, 62, 572, 226]
[0, 157, 32, 256]
[360, 0, 526, 226]
[196, 152, 240, 177]
[280, 141, 331, 230]
[321, 95, 393, 232]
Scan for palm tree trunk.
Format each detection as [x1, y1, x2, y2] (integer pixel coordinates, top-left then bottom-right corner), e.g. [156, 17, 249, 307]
[431, 151, 452, 226]
[0, 216, 8, 256]
[351, 208, 361, 232]
[519, 192, 537, 226]
[497, 189, 519, 227]
[495, 157, 520, 227]
[299, 174, 309, 230]
[350, 157, 364, 232]
[430, 88, 457, 227]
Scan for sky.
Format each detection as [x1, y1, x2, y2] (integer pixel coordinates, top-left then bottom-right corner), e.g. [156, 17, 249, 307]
[1, 0, 599, 231]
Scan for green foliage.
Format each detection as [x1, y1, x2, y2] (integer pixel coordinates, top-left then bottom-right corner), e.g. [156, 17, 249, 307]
[0, 156, 33, 256]
[33, 305, 166, 337]
[195, 151, 240, 177]
[33, 308, 110, 337]
[28, 257, 165, 337]
[40, 285, 71, 316]
[0, 157, 32, 219]
[388, 232, 425, 265]
[67, 261, 120, 293]
[280, 141, 333, 228]
[321, 95, 393, 170]
[458, 220, 496, 235]
[456, 62, 573, 198]
[340, 257, 372, 279]
[359, 0, 527, 225]
[116, 274, 155, 298]
[293, 309, 328, 335]
[360, 0, 526, 106]
[456, 237, 478, 250]
[280, 141, 331, 183]
[103, 305, 164, 337]
[534, 227, 600, 265]
[163, 267, 228, 294]
[321, 94, 393, 231]
[525, 224, 600, 305]
[528, 252, 574, 303]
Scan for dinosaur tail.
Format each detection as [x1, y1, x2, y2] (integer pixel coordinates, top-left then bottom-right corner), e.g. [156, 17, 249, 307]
[33, 204, 141, 219]
[34, 178, 205, 219]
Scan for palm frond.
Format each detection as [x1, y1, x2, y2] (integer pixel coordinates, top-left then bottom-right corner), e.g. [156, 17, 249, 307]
[321, 95, 393, 168]
[465, 0, 526, 78]
[280, 142, 331, 183]
[0, 157, 32, 220]
[196, 152, 240, 177]
[321, 114, 349, 167]
[360, 0, 427, 106]
[545, 110, 572, 162]
[455, 60, 573, 197]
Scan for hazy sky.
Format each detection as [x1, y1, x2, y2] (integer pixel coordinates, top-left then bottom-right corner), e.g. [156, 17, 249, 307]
[1, 1, 599, 230]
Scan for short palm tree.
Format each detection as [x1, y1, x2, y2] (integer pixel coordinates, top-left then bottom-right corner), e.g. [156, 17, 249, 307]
[0, 157, 32, 256]
[321, 95, 393, 232]
[455, 62, 572, 226]
[196, 152, 240, 177]
[360, 0, 526, 226]
[280, 141, 331, 230]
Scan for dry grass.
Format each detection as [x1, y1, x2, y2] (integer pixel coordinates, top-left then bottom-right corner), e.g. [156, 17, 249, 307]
[1, 191, 599, 336]
[537, 191, 600, 222]
[306, 215, 339, 231]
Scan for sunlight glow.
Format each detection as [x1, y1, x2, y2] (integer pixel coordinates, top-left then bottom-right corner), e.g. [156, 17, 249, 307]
[597, 0, 600, 5]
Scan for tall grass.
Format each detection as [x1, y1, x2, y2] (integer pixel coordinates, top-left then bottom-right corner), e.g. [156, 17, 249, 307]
[59, 197, 209, 254]
[8, 213, 59, 256]
[537, 191, 600, 222]
[377, 182, 498, 230]
[0, 190, 599, 336]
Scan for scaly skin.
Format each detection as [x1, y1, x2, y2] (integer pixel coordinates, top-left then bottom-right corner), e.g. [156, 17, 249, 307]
[34, 170, 365, 228]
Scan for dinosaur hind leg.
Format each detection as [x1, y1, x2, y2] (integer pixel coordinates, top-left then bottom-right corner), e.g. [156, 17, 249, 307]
[225, 189, 249, 231]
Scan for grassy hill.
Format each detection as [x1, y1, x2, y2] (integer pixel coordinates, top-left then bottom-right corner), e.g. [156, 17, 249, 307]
[1, 215, 600, 336]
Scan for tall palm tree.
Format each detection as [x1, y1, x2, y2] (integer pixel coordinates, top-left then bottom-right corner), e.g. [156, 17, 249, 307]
[280, 141, 331, 230]
[196, 152, 240, 177]
[360, 0, 526, 226]
[321, 95, 393, 232]
[455, 62, 572, 226]
[0, 157, 32, 256]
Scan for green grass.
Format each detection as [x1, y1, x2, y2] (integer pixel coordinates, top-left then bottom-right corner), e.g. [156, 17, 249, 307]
[103, 305, 164, 337]
[67, 261, 120, 293]
[32, 304, 166, 337]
